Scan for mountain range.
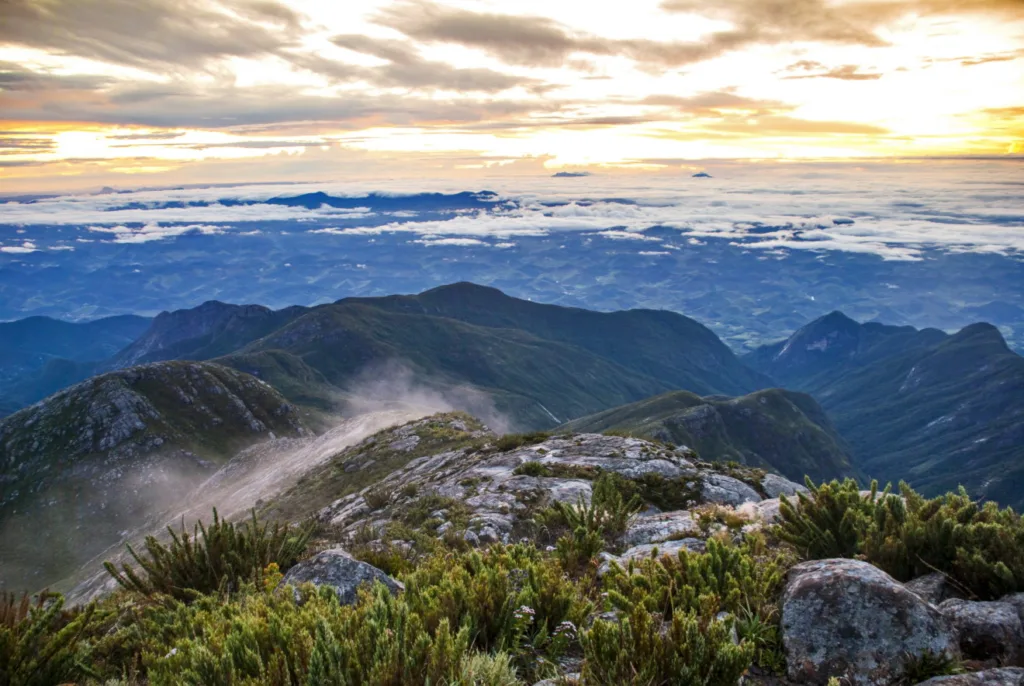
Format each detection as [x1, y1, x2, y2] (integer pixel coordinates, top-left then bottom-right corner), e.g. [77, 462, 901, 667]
[745, 311, 1024, 506]
[1, 282, 1022, 590]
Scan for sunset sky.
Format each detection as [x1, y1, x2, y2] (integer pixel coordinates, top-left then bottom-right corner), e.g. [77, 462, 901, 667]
[2, 0, 1023, 191]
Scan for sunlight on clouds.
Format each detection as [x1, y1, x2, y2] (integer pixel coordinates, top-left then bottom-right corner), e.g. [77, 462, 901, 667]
[1, 0, 1023, 189]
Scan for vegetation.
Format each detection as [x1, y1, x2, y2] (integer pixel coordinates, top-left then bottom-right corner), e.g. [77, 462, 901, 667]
[104, 509, 312, 601]
[12, 472, 1024, 685]
[779, 478, 1024, 599]
[0, 592, 97, 686]
[495, 431, 552, 452]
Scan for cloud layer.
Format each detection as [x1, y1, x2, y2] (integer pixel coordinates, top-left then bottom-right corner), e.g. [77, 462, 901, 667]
[2, 162, 1021, 260]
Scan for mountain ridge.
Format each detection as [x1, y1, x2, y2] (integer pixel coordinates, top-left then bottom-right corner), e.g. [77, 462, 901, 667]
[746, 311, 1024, 507]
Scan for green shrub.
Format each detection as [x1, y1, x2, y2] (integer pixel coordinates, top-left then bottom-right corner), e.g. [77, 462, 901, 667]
[495, 432, 551, 452]
[582, 602, 754, 685]
[364, 485, 394, 510]
[104, 508, 312, 601]
[778, 479, 1024, 600]
[454, 651, 520, 686]
[548, 473, 643, 567]
[513, 461, 551, 477]
[602, 536, 792, 672]
[777, 478, 884, 559]
[0, 591, 97, 686]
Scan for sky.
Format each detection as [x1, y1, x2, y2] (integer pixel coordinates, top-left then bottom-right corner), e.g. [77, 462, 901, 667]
[2, 0, 1023, 192]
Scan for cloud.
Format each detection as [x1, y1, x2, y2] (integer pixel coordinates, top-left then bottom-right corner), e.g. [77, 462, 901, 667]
[782, 61, 883, 80]
[0, 0, 306, 72]
[375, 1, 762, 68]
[0, 78, 545, 129]
[661, 0, 1024, 49]
[3, 163, 1024, 263]
[86, 222, 226, 242]
[328, 34, 535, 93]
[641, 92, 794, 115]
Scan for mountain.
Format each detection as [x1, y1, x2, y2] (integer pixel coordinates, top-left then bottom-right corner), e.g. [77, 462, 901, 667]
[0, 361, 307, 589]
[746, 313, 1024, 506]
[559, 389, 857, 483]
[109, 300, 307, 368]
[36, 283, 771, 430]
[343, 283, 771, 398]
[0, 314, 153, 417]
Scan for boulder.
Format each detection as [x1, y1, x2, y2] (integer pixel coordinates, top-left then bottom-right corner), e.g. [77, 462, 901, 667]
[761, 473, 807, 498]
[782, 558, 959, 685]
[939, 599, 1024, 666]
[623, 510, 699, 546]
[701, 474, 762, 506]
[906, 573, 958, 606]
[915, 668, 1024, 686]
[1002, 593, 1024, 623]
[280, 549, 403, 605]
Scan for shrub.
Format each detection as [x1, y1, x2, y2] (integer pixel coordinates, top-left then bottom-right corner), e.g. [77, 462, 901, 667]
[364, 485, 394, 510]
[777, 477, 883, 559]
[582, 602, 754, 685]
[548, 473, 643, 567]
[513, 461, 551, 477]
[778, 479, 1024, 600]
[104, 508, 312, 601]
[0, 591, 97, 686]
[495, 432, 551, 452]
[455, 651, 520, 686]
[602, 536, 792, 671]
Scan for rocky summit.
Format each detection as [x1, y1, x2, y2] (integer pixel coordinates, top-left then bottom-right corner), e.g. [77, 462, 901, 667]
[6, 410, 1024, 686]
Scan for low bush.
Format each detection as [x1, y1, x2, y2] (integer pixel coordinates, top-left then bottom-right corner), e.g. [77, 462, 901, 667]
[778, 478, 1024, 599]
[547, 473, 643, 568]
[582, 603, 754, 685]
[104, 508, 312, 601]
[494, 432, 552, 452]
[0, 591, 97, 686]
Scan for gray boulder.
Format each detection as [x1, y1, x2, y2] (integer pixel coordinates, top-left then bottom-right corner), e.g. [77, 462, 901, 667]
[761, 473, 807, 498]
[280, 549, 403, 605]
[623, 510, 698, 546]
[1003, 593, 1024, 623]
[915, 668, 1024, 686]
[701, 474, 762, 506]
[906, 573, 958, 606]
[939, 599, 1024, 666]
[782, 558, 959, 685]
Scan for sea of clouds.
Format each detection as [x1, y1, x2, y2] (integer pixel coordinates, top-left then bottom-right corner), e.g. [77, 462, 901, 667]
[1, 160, 1022, 261]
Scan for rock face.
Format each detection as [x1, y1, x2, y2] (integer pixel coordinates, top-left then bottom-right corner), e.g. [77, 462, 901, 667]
[916, 669, 1024, 686]
[281, 549, 403, 605]
[782, 559, 959, 685]
[939, 599, 1024, 666]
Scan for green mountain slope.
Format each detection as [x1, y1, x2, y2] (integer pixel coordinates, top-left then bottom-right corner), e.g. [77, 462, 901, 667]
[0, 314, 152, 415]
[746, 314, 1024, 507]
[82, 283, 771, 429]
[0, 361, 307, 589]
[559, 389, 858, 483]
[345, 282, 771, 396]
[234, 302, 674, 428]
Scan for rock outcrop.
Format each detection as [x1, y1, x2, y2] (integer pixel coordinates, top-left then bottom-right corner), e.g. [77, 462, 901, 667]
[281, 549, 403, 605]
[939, 599, 1024, 666]
[916, 669, 1024, 686]
[782, 558, 959, 685]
